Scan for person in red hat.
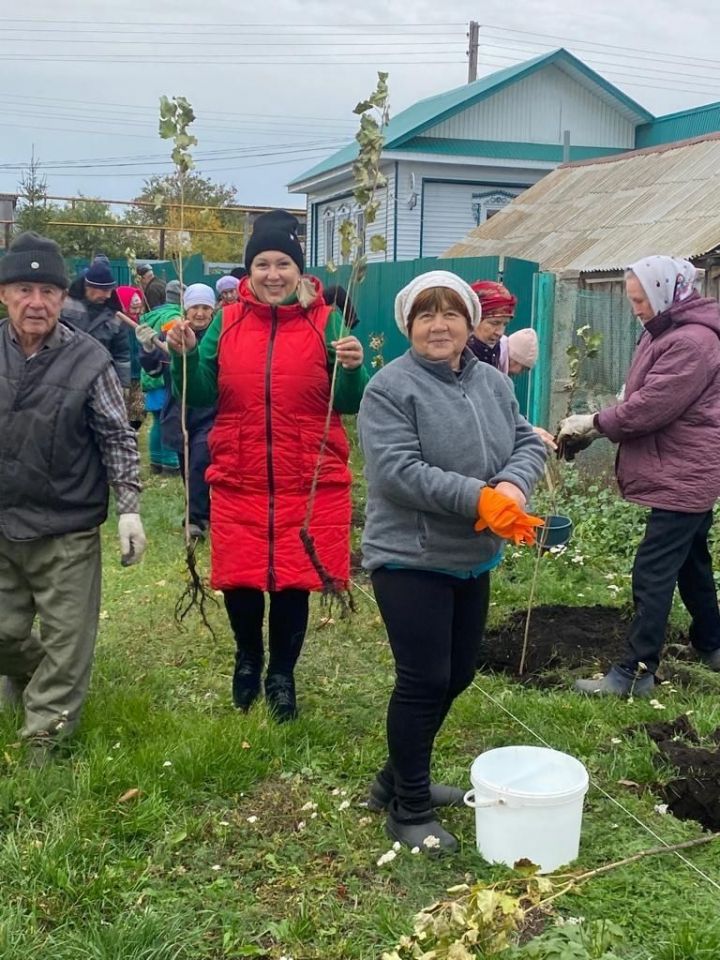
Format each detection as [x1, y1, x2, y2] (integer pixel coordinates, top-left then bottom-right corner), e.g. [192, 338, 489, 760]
[467, 280, 517, 372]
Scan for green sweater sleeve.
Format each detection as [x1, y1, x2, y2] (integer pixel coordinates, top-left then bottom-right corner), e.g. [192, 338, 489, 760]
[170, 307, 370, 413]
[325, 308, 370, 414]
[170, 311, 220, 407]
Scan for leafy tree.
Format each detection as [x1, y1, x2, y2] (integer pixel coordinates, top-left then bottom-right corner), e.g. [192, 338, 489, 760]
[126, 172, 249, 260]
[43, 198, 133, 259]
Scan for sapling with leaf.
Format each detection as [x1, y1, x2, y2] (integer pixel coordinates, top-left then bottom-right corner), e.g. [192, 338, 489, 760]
[157, 94, 217, 636]
[564, 324, 603, 420]
[299, 71, 390, 608]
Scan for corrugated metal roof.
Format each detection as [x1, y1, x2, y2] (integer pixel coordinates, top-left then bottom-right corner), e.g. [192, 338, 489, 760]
[288, 49, 652, 188]
[637, 101, 720, 148]
[399, 137, 625, 162]
[442, 135, 720, 273]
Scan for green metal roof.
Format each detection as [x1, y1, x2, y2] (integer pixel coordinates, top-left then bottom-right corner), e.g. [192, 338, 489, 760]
[400, 137, 627, 162]
[635, 101, 720, 148]
[288, 48, 653, 187]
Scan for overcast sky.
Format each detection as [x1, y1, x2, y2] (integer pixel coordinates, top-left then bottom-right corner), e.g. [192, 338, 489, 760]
[1, 0, 718, 210]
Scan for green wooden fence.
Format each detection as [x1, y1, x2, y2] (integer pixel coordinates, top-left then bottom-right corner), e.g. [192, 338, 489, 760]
[312, 255, 543, 417]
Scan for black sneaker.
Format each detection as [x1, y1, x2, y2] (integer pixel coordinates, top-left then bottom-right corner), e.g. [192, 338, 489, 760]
[232, 659, 262, 711]
[265, 673, 298, 723]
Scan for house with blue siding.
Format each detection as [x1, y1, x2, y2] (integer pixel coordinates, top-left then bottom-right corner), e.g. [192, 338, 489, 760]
[288, 48, 720, 267]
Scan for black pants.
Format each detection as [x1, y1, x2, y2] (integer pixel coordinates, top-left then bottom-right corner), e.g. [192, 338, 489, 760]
[223, 588, 310, 676]
[622, 508, 720, 675]
[177, 433, 210, 527]
[371, 567, 490, 823]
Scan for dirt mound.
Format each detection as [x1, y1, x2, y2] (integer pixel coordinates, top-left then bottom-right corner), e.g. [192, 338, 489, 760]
[637, 715, 720, 831]
[479, 604, 633, 678]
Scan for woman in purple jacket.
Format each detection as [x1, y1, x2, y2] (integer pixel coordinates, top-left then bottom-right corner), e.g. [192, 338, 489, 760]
[558, 255, 720, 695]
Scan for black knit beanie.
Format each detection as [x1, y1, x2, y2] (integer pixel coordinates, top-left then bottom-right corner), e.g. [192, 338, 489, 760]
[244, 210, 304, 274]
[0, 231, 68, 289]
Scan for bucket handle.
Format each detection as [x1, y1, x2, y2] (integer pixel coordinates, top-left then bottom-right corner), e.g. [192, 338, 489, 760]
[463, 789, 504, 809]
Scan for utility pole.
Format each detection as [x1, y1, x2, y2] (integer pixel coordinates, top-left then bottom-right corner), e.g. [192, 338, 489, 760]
[467, 20, 479, 83]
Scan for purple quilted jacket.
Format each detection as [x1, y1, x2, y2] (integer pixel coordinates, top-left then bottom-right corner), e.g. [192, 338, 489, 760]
[597, 292, 720, 512]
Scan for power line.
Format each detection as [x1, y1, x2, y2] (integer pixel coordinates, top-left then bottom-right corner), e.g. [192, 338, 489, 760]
[0, 18, 465, 26]
[480, 22, 720, 70]
[1, 34, 465, 46]
[0, 92, 359, 127]
[479, 36, 720, 82]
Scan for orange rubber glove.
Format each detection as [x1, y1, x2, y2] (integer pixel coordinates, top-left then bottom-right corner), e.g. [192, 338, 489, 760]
[474, 487, 544, 546]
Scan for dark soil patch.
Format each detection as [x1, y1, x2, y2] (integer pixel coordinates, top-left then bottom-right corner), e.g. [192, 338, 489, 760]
[636, 715, 720, 831]
[479, 604, 633, 679]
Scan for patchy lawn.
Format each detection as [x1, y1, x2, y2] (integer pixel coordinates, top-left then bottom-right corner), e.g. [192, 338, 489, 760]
[1, 429, 719, 959]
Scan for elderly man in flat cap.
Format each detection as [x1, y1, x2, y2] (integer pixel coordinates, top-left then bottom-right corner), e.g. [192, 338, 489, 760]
[0, 231, 146, 760]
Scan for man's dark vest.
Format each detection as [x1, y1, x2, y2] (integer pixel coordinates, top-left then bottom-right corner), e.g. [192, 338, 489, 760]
[0, 320, 111, 540]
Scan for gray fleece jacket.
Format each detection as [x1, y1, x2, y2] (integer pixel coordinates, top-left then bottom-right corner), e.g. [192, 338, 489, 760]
[357, 347, 546, 573]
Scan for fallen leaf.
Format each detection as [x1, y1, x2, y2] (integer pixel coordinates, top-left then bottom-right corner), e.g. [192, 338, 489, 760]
[617, 779, 642, 791]
[118, 787, 142, 804]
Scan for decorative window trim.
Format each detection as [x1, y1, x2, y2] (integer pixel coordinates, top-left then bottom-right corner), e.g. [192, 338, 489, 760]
[323, 208, 335, 264]
[471, 190, 516, 226]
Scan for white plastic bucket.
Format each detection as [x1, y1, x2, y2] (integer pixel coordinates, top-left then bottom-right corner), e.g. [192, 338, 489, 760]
[464, 745, 589, 873]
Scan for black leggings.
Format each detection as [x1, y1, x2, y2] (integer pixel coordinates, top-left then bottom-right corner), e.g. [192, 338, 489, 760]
[223, 588, 310, 675]
[371, 567, 490, 822]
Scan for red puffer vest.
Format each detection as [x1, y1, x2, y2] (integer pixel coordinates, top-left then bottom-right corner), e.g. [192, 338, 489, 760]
[207, 277, 352, 592]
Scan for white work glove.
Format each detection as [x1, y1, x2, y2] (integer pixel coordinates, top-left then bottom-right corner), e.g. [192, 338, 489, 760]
[557, 413, 600, 443]
[118, 513, 147, 566]
[135, 324, 157, 352]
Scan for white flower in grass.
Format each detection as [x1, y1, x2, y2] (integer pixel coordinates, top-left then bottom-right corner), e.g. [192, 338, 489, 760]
[338, 800, 351, 812]
[162, 761, 173, 768]
[210, 864, 221, 871]
[219, 820, 230, 827]
[392, 841, 401, 852]
[297, 821, 306, 831]
[300, 801, 317, 812]
[331, 788, 341, 796]
[377, 849, 397, 866]
[654, 804, 669, 815]
[310, 812, 318, 820]
[246, 815, 258, 824]
[649, 699, 666, 710]
[422, 835, 440, 850]
[610, 737, 622, 745]
[358, 816, 373, 827]
[410, 846, 421, 854]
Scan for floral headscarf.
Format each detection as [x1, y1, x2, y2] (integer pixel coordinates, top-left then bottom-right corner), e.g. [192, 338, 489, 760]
[627, 256, 696, 318]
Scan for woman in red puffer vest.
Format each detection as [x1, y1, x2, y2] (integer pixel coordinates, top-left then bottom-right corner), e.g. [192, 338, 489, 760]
[167, 211, 369, 721]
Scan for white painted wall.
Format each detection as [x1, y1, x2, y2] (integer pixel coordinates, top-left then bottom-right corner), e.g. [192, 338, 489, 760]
[307, 165, 396, 266]
[427, 66, 635, 148]
[395, 159, 546, 260]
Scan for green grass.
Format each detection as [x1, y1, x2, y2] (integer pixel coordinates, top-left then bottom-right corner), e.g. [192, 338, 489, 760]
[1, 434, 719, 959]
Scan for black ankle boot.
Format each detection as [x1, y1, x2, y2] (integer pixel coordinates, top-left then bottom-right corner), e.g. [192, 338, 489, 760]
[232, 657, 262, 711]
[265, 673, 298, 723]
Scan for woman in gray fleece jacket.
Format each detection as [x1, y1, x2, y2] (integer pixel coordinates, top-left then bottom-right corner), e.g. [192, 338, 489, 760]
[358, 271, 545, 853]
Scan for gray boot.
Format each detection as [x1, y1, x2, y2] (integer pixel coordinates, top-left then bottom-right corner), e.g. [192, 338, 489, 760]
[386, 813, 458, 854]
[368, 777, 465, 813]
[574, 665, 654, 697]
[693, 646, 720, 671]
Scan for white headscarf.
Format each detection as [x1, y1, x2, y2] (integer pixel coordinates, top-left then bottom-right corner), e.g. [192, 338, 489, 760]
[394, 271, 481, 336]
[627, 256, 697, 318]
